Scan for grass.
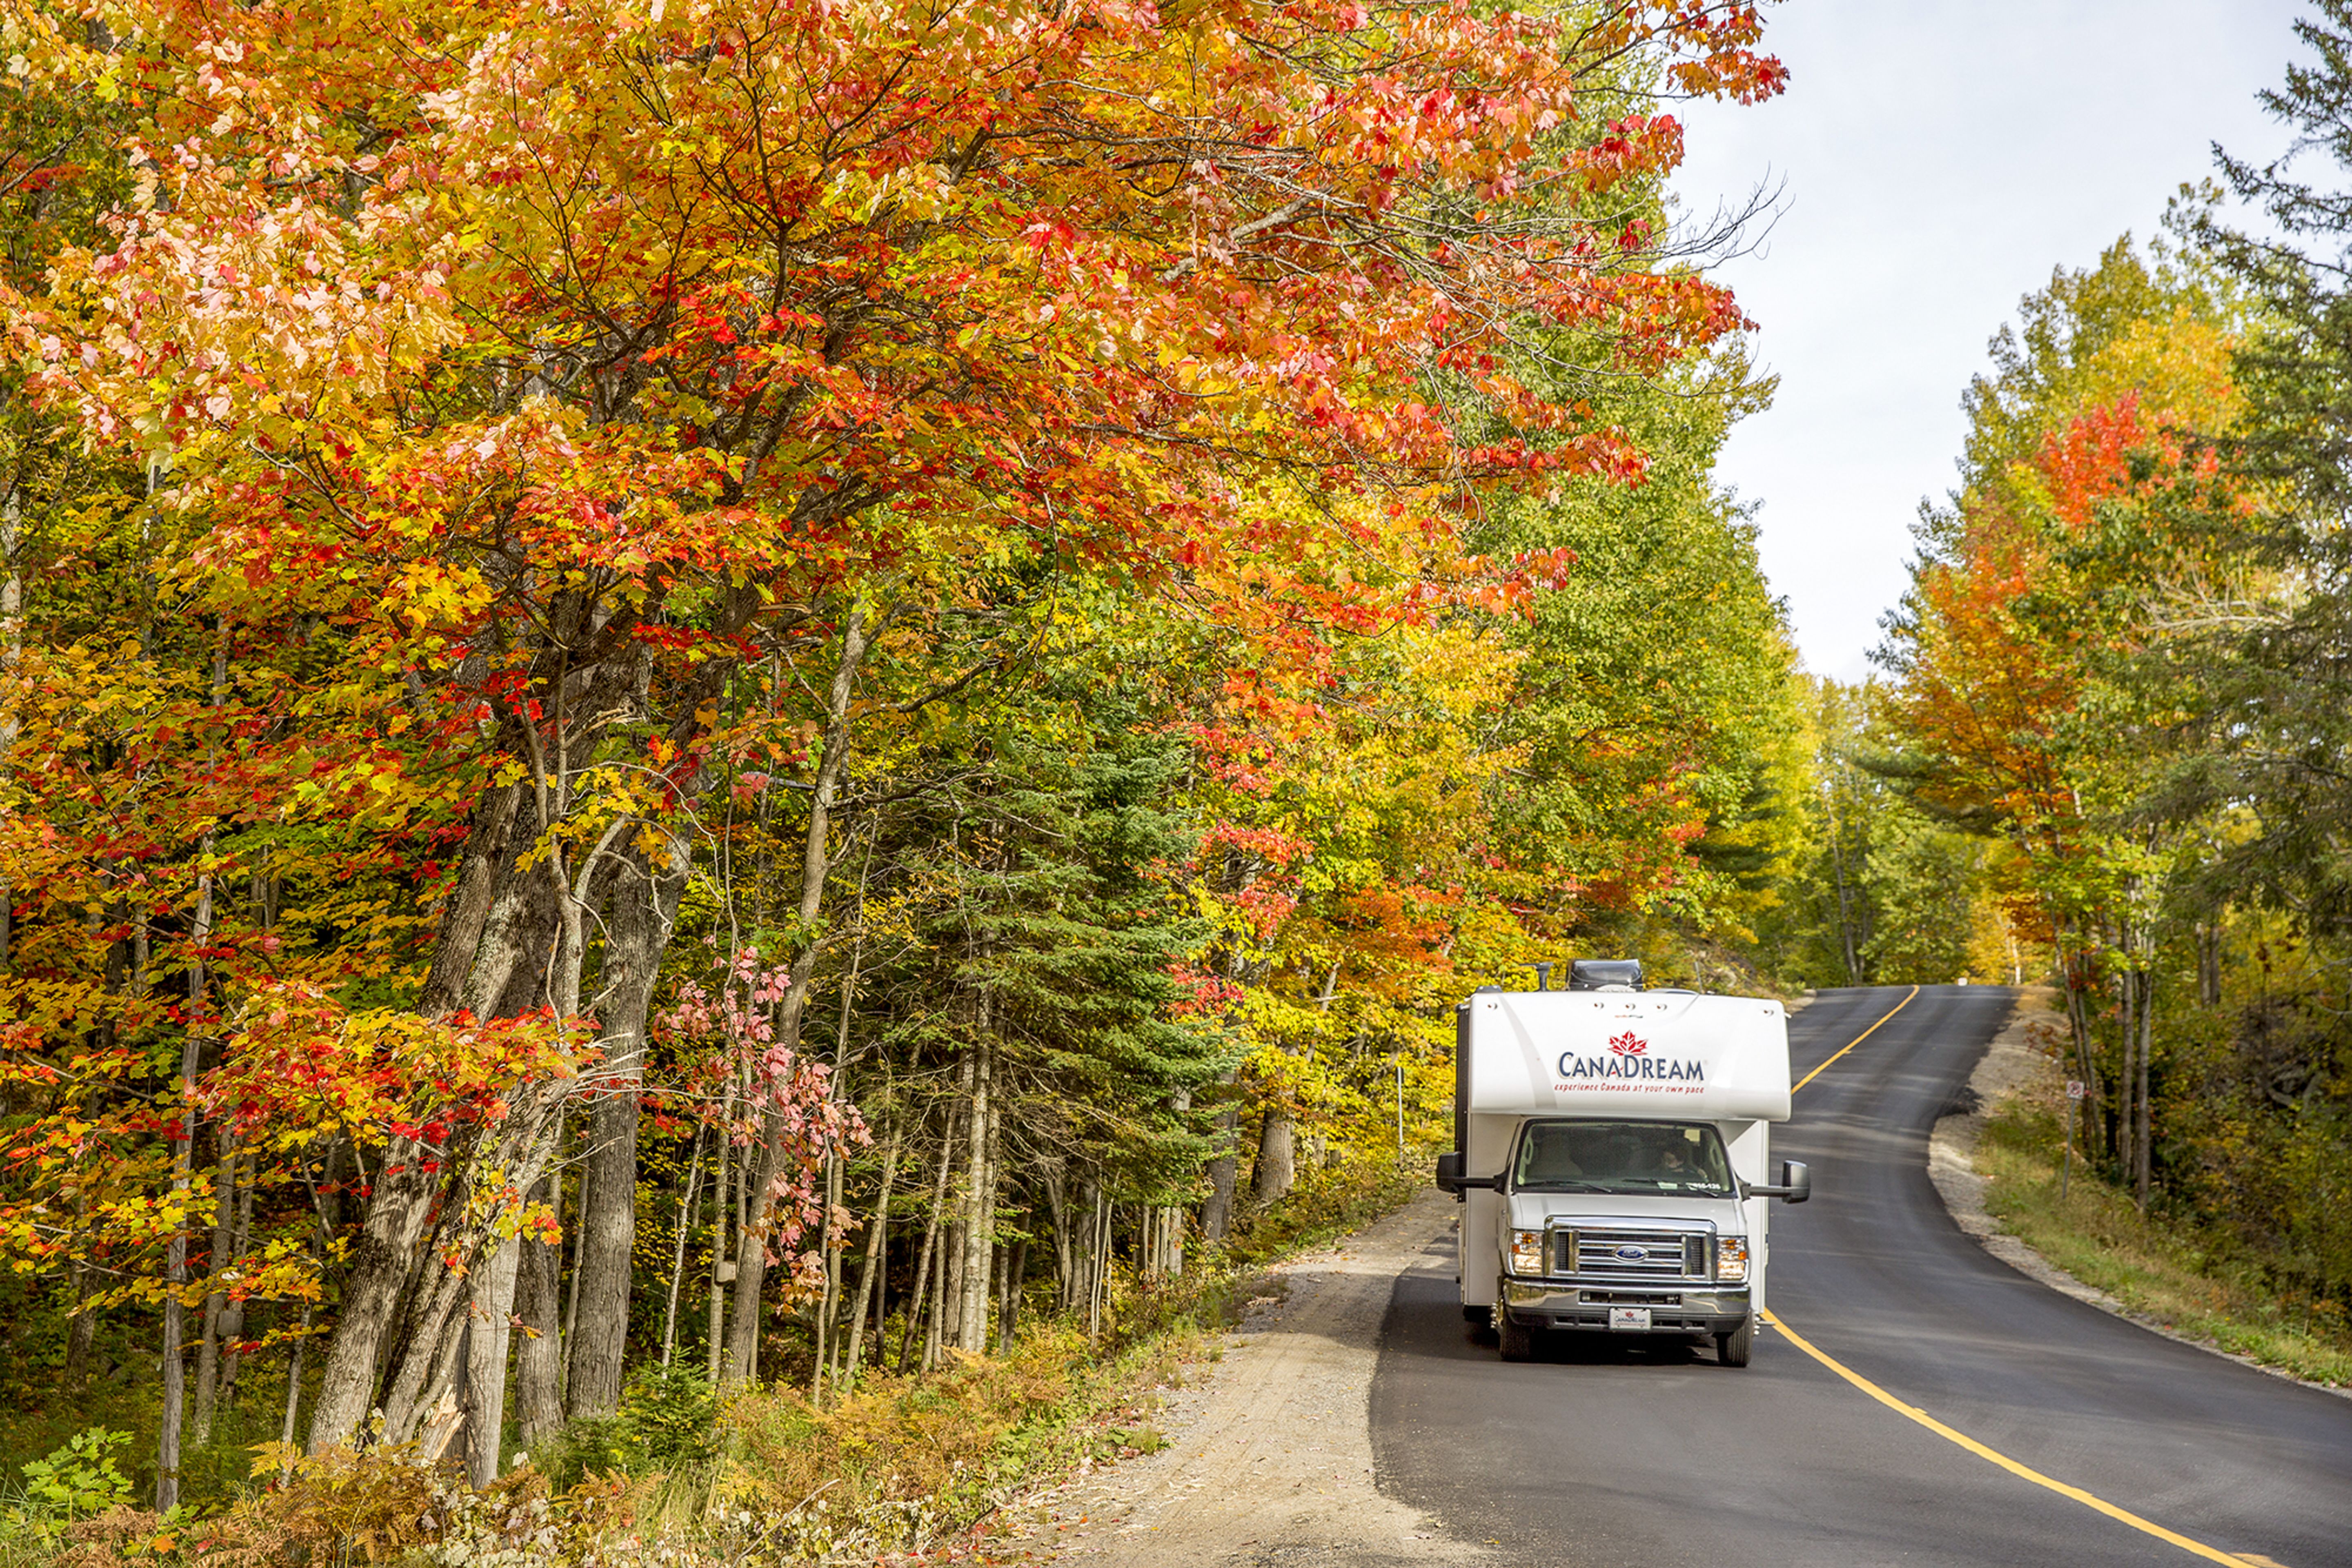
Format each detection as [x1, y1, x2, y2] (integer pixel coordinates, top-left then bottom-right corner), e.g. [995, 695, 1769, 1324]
[1975, 1096, 2352, 1390]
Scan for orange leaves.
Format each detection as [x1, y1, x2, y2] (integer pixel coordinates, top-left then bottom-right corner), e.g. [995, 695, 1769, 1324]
[203, 984, 581, 1151]
[1884, 240, 2245, 856]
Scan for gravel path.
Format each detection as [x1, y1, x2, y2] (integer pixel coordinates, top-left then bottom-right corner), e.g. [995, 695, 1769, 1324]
[1012, 1189, 1495, 1567]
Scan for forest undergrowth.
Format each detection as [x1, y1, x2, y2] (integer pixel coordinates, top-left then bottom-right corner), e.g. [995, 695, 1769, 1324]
[0, 1159, 1423, 1568]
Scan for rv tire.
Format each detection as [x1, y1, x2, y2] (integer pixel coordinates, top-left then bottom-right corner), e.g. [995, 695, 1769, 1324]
[1716, 1316, 1753, 1367]
[1498, 1310, 1537, 1362]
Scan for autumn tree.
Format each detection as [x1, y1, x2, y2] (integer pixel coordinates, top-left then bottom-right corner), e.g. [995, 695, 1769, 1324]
[0, 0, 1788, 1487]
[1878, 232, 2243, 1197]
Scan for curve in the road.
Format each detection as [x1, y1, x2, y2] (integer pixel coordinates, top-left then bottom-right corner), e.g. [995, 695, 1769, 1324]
[1370, 985, 2352, 1568]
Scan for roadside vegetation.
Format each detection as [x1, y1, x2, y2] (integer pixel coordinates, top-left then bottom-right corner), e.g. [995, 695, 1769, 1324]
[0, 1156, 1412, 1567]
[1975, 1080, 2352, 1390]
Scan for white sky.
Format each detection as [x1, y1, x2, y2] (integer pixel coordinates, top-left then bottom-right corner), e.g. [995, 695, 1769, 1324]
[1672, 0, 2311, 682]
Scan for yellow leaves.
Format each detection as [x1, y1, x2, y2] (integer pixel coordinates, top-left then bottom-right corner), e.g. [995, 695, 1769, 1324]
[390, 559, 491, 630]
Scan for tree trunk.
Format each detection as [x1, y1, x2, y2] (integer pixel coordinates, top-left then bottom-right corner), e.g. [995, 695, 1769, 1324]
[0, 488, 17, 970]
[1044, 1168, 1073, 1309]
[2197, 918, 2223, 1009]
[63, 1258, 97, 1387]
[158, 927, 205, 1513]
[1828, 801, 1862, 986]
[418, 782, 521, 1018]
[996, 1233, 1027, 1353]
[305, 1147, 444, 1452]
[568, 841, 688, 1418]
[466, 1236, 522, 1486]
[840, 1126, 900, 1378]
[660, 1127, 705, 1368]
[1085, 1187, 1110, 1343]
[192, 1137, 237, 1446]
[2135, 968, 2155, 1209]
[725, 606, 874, 1383]
[1200, 1067, 1238, 1242]
[900, 1129, 953, 1371]
[2118, 960, 2138, 1189]
[216, 1155, 254, 1407]
[955, 1047, 996, 1355]
[706, 1136, 731, 1384]
[1251, 1105, 1294, 1208]
[279, 1303, 312, 1466]
[515, 1176, 565, 1448]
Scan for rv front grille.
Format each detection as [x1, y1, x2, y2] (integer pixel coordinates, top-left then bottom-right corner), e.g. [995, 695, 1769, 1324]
[1566, 1228, 1707, 1280]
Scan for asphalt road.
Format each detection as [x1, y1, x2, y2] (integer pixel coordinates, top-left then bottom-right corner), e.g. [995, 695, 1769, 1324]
[1369, 985, 2352, 1567]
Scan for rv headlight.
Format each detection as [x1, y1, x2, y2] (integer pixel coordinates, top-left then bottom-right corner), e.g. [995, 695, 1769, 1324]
[1716, 1236, 1749, 1283]
[1510, 1228, 1546, 1275]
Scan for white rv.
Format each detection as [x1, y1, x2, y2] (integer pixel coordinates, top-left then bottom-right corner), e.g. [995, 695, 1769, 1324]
[1434, 961, 1808, 1365]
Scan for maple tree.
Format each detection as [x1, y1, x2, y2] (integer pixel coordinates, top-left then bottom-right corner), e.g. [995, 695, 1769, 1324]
[1879, 233, 2246, 1200]
[0, 0, 1800, 1513]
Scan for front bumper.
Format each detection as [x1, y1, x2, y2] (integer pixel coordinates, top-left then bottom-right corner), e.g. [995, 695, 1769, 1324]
[1501, 1275, 1751, 1334]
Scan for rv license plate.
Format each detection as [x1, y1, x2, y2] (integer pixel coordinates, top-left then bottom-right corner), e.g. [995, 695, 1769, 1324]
[1609, 1307, 1651, 1332]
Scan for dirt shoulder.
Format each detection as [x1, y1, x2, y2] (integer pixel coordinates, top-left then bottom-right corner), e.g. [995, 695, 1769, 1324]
[1010, 1188, 1492, 1567]
[1923, 986, 2123, 1310]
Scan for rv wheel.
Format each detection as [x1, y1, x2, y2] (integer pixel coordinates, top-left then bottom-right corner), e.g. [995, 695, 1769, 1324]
[1716, 1316, 1754, 1367]
[1498, 1311, 1537, 1362]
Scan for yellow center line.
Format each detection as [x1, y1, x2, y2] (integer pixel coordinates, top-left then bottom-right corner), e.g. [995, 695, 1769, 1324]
[1775, 987, 2255, 1566]
[1790, 984, 1920, 1091]
[1763, 1311, 2250, 1566]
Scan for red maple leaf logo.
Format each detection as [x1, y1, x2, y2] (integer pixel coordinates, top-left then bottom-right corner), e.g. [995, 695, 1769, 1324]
[1609, 1031, 1647, 1058]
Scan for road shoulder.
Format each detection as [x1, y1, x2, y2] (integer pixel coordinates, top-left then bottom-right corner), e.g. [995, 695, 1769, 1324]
[1010, 1187, 1494, 1566]
[1927, 989, 2351, 1400]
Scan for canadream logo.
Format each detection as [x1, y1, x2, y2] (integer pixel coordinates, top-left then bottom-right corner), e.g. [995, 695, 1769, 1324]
[1555, 1030, 1706, 1083]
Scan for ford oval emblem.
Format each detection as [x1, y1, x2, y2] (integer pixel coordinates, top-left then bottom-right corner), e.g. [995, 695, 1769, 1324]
[1613, 1245, 1648, 1261]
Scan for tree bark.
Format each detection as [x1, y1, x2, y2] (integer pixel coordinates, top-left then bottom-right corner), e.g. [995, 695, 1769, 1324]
[955, 1046, 996, 1354]
[305, 1146, 443, 1452]
[1044, 1168, 1073, 1309]
[705, 1136, 731, 1383]
[840, 1125, 900, 1379]
[63, 1256, 97, 1387]
[996, 1233, 1027, 1353]
[216, 1154, 254, 1407]
[568, 840, 688, 1417]
[192, 1137, 237, 1446]
[2135, 968, 2155, 1209]
[157, 1031, 197, 1512]
[899, 1127, 953, 1371]
[660, 1127, 705, 1368]
[159, 855, 210, 1510]
[465, 1236, 522, 1486]
[0, 488, 17, 971]
[418, 782, 521, 1018]
[1200, 1067, 1239, 1242]
[1251, 1105, 1294, 1208]
[514, 1177, 565, 1448]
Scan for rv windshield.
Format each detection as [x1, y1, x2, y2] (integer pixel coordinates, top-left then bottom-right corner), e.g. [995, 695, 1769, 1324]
[1512, 1120, 1735, 1195]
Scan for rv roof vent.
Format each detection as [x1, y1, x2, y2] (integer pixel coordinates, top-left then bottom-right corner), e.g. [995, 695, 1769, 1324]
[1568, 958, 1644, 993]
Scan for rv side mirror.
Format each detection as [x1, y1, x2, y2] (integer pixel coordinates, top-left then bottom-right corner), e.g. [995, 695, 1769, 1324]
[1748, 1160, 1812, 1202]
[1434, 1152, 1499, 1194]
[1781, 1160, 1811, 1203]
